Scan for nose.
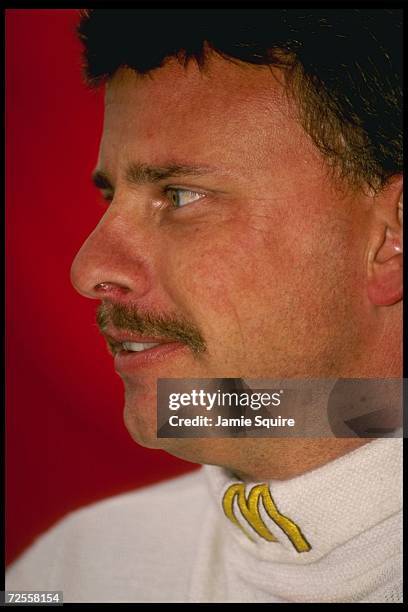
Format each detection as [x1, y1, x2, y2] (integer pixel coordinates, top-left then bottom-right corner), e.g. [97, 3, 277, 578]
[70, 208, 152, 302]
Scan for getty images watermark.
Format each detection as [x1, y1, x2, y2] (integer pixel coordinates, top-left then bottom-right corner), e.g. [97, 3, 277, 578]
[157, 378, 404, 438]
[166, 387, 291, 429]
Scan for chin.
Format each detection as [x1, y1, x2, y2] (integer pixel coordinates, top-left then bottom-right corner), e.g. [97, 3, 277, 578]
[122, 397, 241, 468]
[123, 402, 198, 457]
[120, 375, 248, 466]
[122, 400, 160, 449]
[121, 392, 189, 453]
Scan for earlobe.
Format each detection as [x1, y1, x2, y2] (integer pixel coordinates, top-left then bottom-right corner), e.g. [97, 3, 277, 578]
[367, 251, 402, 306]
[367, 185, 403, 307]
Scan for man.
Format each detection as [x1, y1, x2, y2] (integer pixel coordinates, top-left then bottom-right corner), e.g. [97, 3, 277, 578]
[6, 9, 402, 603]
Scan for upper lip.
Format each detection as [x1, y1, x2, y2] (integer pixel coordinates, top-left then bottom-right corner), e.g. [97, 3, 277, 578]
[102, 327, 179, 349]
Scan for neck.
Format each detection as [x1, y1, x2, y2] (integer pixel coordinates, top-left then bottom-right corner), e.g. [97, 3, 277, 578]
[231, 316, 401, 482]
[231, 437, 373, 482]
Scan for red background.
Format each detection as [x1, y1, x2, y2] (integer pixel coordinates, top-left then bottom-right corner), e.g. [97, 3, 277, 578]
[5, 8, 198, 566]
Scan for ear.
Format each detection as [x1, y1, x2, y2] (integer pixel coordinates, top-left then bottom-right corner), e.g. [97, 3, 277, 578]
[367, 175, 403, 306]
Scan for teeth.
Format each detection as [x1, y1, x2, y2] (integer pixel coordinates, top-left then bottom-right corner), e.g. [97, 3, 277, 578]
[122, 341, 160, 352]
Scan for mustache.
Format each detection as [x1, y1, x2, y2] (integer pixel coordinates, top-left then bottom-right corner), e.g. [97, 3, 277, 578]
[96, 302, 207, 355]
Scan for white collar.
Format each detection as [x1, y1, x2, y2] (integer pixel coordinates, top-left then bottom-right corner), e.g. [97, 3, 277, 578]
[203, 438, 402, 564]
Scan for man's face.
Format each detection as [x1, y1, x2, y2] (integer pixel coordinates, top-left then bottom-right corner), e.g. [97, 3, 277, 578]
[71, 53, 371, 464]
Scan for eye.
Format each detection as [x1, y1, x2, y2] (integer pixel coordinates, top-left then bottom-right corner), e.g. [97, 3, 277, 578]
[165, 188, 204, 209]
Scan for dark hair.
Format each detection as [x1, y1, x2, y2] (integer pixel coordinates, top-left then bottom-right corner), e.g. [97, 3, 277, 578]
[77, 9, 402, 192]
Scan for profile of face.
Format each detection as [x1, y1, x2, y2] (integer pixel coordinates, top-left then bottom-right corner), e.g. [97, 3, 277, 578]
[70, 52, 402, 472]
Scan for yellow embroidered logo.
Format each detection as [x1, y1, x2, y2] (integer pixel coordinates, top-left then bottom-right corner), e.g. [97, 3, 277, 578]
[222, 483, 311, 553]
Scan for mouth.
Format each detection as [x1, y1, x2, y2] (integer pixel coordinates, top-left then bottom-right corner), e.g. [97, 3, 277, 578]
[104, 331, 179, 355]
[103, 331, 188, 373]
[120, 340, 164, 353]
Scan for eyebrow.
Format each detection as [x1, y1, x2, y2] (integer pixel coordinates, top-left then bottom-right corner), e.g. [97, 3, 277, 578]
[92, 162, 214, 192]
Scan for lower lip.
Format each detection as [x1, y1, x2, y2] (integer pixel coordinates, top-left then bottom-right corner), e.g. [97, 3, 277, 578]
[114, 342, 187, 374]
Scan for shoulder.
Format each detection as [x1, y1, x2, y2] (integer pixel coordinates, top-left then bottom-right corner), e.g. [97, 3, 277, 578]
[6, 468, 207, 602]
[60, 466, 206, 529]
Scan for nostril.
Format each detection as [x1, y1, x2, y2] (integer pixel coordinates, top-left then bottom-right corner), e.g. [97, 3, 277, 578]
[95, 282, 113, 292]
[94, 282, 131, 296]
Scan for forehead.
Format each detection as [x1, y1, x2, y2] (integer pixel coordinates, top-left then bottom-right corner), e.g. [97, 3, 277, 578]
[100, 53, 322, 179]
[106, 53, 284, 113]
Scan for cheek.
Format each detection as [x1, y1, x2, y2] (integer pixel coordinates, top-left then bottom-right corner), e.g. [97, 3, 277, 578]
[159, 216, 291, 332]
[157, 201, 357, 374]
[161, 224, 276, 372]
[159, 210, 329, 316]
